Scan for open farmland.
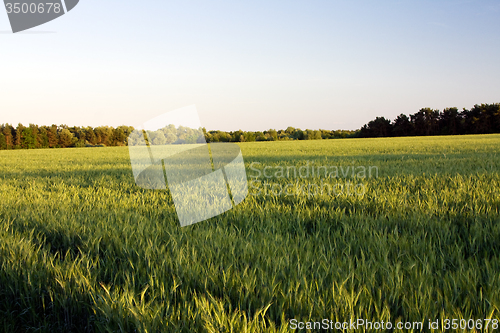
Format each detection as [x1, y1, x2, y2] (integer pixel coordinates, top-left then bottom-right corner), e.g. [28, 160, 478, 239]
[0, 134, 499, 332]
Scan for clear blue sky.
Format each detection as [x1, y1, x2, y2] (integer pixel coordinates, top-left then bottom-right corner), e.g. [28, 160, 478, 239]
[1, 0, 499, 131]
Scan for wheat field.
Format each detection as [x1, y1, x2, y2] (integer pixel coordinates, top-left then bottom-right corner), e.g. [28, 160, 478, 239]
[0, 134, 499, 332]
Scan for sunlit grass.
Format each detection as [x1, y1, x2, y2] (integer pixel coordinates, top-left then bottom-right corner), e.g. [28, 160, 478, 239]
[0, 134, 499, 332]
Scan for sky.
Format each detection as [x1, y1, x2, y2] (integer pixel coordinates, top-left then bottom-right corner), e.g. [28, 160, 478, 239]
[1, 0, 499, 131]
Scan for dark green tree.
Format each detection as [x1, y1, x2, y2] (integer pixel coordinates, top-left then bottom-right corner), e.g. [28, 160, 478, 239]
[392, 114, 413, 136]
[245, 132, 257, 142]
[266, 129, 278, 141]
[462, 104, 500, 134]
[21, 124, 38, 149]
[84, 126, 97, 145]
[58, 128, 75, 148]
[231, 130, 244, 142]
[360, 117, 392, 137]
[0, 132, 6, 150]
[411, 108, 439, 136]
[14, 123, 25, 148]
[1, 124, 14, 149]
[47, 125, 59, 148]
[439, 107, 462, 135]
[113, 127, 126, 146]
[37, 126, 49, 148]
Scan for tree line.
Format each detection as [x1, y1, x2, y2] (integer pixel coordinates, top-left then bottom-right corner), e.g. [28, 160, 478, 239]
[359, 103, 500, 138]
[0, 123, 358, 150]
[205, 128, 357, 143]
[0, 124, 135, 150]
[2, 102, 497, 150]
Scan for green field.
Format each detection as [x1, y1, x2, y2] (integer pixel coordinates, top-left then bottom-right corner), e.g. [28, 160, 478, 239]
[1, 134, 499, 332]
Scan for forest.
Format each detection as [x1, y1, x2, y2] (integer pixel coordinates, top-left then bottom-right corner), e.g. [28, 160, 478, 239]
[359, 103, 500, 138]
[1, 103, 498, 149]
[0, 123, 356, 150]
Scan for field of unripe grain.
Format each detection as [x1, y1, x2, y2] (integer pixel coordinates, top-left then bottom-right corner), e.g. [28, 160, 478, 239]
[0, 134, 499, 332]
